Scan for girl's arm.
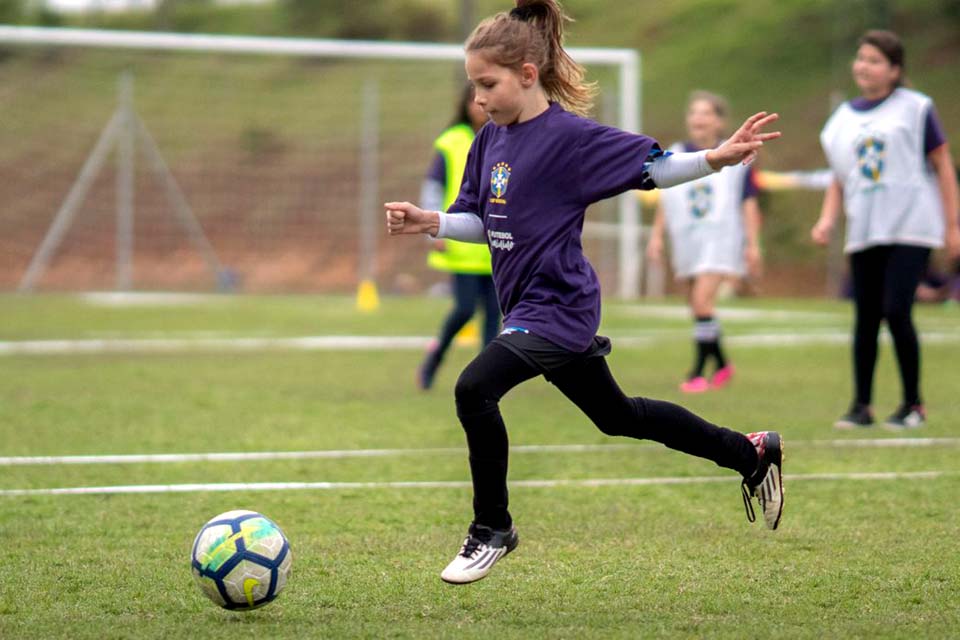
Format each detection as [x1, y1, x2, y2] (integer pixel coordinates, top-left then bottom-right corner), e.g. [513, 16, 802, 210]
[646, 150, 713, 188]
[386, 202, 440, 236]
[646, 204, 666, 266]
[742, 197, 763, 277]
[385, 202, 486, 243]
[647, 112, 780, 189]
[928, 143, 960, 259]
[811, 178, 843, 246]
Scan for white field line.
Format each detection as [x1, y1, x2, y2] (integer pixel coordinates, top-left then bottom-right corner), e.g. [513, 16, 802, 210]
[0, 470, 952, 497]
[2, 438, 958, 467]
[0, 335, 432, 355]
[613, 304, 845, 321]
[725, 332, 960, 346]
[3, 331, 960, 355]
[79, 292, 228, 307]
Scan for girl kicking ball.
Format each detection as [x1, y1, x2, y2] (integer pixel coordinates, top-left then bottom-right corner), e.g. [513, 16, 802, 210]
[386, 0, 785, 584]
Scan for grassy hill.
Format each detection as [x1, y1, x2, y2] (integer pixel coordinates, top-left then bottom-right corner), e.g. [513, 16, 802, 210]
[23, 0, 956, 156]
[43, 0, 958, 149]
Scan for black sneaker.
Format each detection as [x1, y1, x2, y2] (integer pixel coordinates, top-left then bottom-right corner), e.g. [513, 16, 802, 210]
[884, 404, 926, 430]
[834, 403, 874, 430]
[440, 522, 519, 584]
[741, 431, 784, 530]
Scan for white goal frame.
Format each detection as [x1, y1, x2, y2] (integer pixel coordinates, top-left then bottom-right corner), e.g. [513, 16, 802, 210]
[0, 25, 644, 298]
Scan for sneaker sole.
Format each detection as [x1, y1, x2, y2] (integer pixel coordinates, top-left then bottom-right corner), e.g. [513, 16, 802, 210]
[833, 420, 874, 430]
[882, 421, 924, 431]
[764, 433, 784, 531]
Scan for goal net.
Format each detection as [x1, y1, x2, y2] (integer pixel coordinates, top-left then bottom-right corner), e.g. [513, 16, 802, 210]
[0, 26, 643, 297]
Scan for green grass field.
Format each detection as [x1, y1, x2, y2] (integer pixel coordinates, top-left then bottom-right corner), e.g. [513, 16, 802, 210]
[1, 293, 959, 639]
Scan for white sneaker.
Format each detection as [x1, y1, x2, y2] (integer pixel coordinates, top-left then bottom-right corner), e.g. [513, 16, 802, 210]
[741, 431, 784, 530]
[440, 523, 519, 584]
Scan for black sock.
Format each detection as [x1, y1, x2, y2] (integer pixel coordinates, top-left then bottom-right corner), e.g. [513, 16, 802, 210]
[693, 316, 722, 375]
[691, 340, 709, 378]
[713, 339, 727, 370]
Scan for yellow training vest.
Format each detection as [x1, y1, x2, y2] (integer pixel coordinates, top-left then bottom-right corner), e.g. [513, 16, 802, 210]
[427, 124, 493, 275]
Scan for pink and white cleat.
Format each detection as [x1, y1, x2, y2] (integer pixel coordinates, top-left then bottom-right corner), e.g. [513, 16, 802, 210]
[741, 431, 784, 530]
[679, 376, 710, 393]
[710, 364, 735, 389]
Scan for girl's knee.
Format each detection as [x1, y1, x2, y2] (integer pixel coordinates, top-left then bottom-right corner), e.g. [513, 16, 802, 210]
[454, 370, 494, 417]
[592, 419, 622, 437]
[590, 397, 642, 437]
[883, 304, 913, 330]
[448, 308, 474, 328]
[453, 372, 476, 406]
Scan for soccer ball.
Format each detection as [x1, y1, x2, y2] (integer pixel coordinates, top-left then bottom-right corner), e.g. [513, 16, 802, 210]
[190, 510, 292, 610]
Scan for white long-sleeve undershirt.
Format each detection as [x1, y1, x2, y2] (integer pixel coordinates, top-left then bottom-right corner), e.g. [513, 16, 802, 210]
[434, 211, 486, 243]
[646, 149, 715, 188]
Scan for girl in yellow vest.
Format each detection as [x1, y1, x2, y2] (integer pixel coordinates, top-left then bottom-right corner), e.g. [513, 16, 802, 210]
[418, 85, 500, 390]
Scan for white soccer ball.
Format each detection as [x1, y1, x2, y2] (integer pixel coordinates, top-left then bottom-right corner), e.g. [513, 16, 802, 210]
[190, 510, 292, 610]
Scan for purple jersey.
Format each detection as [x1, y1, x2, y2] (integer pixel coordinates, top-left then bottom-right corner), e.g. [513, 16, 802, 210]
[449, 102, 659, 352]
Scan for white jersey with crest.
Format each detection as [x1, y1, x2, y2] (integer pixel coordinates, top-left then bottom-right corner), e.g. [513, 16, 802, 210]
[820, 87, 944, 253]
[659, 142, 751, 279]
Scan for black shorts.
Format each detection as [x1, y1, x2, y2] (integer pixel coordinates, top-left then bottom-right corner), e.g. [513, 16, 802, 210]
[492, 329, 611, 376]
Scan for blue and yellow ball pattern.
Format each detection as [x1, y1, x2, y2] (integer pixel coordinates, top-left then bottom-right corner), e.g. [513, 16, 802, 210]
[191, 510, 292, 610]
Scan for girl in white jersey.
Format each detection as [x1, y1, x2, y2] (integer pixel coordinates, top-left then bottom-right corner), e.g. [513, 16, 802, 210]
[647, 92, 763, 393]
[385, 0, 784, 585]
[812, 30, 960, 430]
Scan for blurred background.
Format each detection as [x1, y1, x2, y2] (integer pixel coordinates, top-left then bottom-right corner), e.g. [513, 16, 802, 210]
[0, 0, 957, 297]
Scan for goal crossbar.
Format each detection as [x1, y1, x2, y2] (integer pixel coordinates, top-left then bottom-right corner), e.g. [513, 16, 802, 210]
[0, 25, 645, 298]
[0, 25, 636, 65]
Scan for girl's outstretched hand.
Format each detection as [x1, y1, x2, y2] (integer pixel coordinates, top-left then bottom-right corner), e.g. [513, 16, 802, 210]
[706, 112, 781, 169]
[384, 202, 440, 236]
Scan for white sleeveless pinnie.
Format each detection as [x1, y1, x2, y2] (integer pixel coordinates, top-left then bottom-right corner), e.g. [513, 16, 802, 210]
[820, 88, 944, 253]
[659, 142, 752, 278]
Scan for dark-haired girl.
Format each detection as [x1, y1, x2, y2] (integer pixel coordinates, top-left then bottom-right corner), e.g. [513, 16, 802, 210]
[813, 30, 960, 430]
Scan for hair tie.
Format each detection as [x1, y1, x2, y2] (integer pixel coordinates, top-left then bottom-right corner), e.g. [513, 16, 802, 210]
[509, 6, 535, 21]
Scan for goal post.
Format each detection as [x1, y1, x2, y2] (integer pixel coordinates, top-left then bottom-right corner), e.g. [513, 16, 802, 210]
[0, 25, 644, 297]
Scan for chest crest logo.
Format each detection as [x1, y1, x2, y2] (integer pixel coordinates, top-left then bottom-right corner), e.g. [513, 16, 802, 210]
[688, 183, 713, 219]
[490, 162, 511, 203]
[856, 134, 886, 183]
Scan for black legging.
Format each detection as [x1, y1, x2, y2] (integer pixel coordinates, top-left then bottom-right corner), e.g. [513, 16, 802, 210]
[454, 342, 759, 529]
[849, 244, 931, 407]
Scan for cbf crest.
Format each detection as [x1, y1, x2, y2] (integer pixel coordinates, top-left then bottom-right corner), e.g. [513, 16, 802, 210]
[856, 134, 885, 183]
[688, 183, 713, 219]
[490, 162, 511, 204]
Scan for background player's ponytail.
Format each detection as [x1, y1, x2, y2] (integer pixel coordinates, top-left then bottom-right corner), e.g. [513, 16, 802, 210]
[466, 0, 596, 117]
